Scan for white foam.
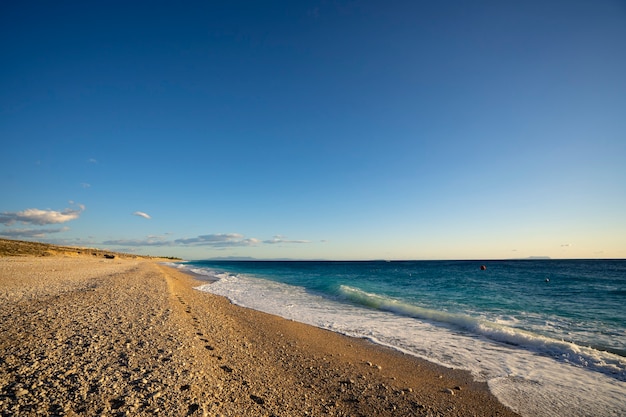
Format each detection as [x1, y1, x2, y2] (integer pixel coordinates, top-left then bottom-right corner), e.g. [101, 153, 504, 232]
[163, 262, 228, 280]
[339, 286, 626, 378]
[194, 271, 626, 417]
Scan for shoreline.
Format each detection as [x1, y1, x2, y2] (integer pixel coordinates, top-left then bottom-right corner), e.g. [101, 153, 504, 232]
[0, 256, 519, 416]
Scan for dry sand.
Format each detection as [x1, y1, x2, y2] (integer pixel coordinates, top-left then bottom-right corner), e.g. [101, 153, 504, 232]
[0, 254, 519, 416]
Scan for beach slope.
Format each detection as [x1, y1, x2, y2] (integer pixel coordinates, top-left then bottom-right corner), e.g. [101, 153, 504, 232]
[0, 253, 518, 416]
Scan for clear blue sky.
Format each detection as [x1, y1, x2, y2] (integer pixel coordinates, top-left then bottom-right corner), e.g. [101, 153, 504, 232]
[2, 1, 625, 260]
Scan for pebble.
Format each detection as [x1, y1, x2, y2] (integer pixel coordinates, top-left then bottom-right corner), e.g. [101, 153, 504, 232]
[15, 388, 29, 397]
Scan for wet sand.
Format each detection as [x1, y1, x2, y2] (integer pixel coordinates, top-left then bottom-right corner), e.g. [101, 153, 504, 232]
[0, 255, 519, 416]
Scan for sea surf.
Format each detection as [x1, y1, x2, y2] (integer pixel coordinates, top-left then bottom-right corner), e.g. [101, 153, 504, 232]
[170, 259, 626, 417]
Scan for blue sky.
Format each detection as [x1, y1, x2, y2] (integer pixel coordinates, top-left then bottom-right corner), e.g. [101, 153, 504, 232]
[1, 1, 625, 260]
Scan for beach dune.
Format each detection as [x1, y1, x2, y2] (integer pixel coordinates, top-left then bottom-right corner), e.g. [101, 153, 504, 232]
[0, 252, 518, 416]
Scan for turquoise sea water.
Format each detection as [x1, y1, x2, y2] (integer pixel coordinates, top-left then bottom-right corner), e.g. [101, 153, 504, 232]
[175, 259, 626, 417]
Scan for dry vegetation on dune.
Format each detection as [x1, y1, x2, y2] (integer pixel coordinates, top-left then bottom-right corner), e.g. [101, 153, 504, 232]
[0, 238, 179, 260]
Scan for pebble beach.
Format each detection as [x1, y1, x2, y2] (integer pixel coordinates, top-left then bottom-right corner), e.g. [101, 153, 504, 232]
[0, 243, 518, 416]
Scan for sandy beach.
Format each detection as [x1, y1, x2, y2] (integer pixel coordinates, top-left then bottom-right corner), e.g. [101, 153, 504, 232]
[0, 252, 519, 416]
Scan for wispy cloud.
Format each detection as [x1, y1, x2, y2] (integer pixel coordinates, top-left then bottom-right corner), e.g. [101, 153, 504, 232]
[0, 227, 70, 239]
[561, 243, 572, 247]
[80, 183, 91, 188]
[0, 205, 85, 226]
[45, 236, 98, 246]
[104, 233, 261, 248]
[88, 158, 98, 164]
[102, 233, 313, 249]
[103, 236, 171, 247]
[175, 233, 260, 247]
[132, 211, 152, 219]
[263, 235, 311, 244]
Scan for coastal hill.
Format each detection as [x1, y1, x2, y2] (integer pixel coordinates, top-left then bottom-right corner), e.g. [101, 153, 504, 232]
[0, 238, 180, 260]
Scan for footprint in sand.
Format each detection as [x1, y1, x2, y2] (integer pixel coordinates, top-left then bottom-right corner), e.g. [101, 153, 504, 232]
[250, 394, 265, 405]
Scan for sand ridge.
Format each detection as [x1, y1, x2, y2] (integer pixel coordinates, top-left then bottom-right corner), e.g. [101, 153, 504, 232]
[0, 255, 519, 416]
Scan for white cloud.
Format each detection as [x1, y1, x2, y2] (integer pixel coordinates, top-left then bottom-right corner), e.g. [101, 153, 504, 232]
[561, 243, 572, 247]
[80, 183, 91, 188]
[175, 233, 260, 247]
[0, 227, 70, 238]
[88, 158, 98, 164]
[0, 205, 85, 226]
[103, 237, 171, 247]
[47, 236, 96, 245]
[132, 211, 152, 219]
[263, 235, 311, 244]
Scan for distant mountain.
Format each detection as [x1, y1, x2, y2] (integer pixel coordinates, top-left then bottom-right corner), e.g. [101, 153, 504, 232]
[205, 256, 258, 261]
[199, 257, 329, 261]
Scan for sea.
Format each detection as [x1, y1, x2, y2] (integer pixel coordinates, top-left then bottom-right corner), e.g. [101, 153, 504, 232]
[169, 259, 626, 417]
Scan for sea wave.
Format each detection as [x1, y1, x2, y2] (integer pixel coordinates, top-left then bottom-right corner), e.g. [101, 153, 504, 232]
[186, 261, 626, 416]
[338, 285, 626, 381]
[164, 262, 235, 281]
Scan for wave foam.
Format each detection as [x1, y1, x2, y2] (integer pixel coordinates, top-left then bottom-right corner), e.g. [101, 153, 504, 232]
[338, 285, 626, 380]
